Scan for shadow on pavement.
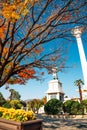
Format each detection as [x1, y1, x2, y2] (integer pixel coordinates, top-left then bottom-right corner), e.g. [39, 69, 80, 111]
[36, 114, 87, 130]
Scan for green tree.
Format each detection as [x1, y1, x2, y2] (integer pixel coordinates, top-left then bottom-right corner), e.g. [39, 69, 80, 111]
[44, 98, 63, 115]
[0, 1, 87, 87]
[35, 99, 44, 114]
[28, 99, 44, 113]
[0, 92, 6, 106]
[10, 99, 22, 109]
[9, 89, 21, 101]
[74, 79, 84, 102]
[20, 100, 26, 108]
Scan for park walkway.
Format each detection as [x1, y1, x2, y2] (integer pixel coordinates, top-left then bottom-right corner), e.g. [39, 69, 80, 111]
[36, 114, 87, 130]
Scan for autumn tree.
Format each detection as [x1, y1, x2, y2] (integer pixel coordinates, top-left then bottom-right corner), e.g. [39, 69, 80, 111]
[27, 98, 44, 113]
[0, 0, 87, 87]
[42, 96, 47, 105]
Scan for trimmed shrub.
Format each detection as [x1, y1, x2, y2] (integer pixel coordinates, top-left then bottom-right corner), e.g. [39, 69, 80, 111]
[63, 100, 84, 115]
[44, 98, 63, 115]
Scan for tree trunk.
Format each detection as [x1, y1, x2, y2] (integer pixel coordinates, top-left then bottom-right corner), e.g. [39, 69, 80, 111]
[79, 86, 82, 102]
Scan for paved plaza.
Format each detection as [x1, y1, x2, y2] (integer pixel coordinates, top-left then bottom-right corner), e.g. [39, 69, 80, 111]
[36, 114, 87, 130]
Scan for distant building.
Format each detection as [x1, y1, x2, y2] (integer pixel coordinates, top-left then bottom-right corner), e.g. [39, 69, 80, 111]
[71, 97, 80, 102]
[64, 96, 80, 102]
[64, 96, 71, 102]
[46, 67, 64, 102]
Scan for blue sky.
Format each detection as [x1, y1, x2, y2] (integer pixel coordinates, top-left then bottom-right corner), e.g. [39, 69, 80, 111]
[0, 28, 87, 101]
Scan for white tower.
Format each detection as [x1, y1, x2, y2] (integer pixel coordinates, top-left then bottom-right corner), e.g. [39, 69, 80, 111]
[72, 26, 87, 99]
[46, 67, 64, 102]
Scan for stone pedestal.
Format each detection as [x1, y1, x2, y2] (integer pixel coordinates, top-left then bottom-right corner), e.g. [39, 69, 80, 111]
[46, 79, 64, 102]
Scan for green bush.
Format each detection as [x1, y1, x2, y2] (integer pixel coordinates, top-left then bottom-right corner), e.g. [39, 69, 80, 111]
[63, 100, 74, 114]
[44, 98, 63, 115]
[82, 99, 87, 113]
[0, 111, 2, 117]
[63, 100, 84, 115]
[3, 102, 11, 108]
[70, 101, 80, 115]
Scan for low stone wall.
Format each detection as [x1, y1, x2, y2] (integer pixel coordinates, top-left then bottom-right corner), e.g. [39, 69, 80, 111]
[36, 113, 87, 120]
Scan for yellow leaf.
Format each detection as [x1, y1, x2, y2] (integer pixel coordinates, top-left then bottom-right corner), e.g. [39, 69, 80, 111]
[22, 9, 29, 16]
[11, 12, 20, 19]
[24, 0, 28, 4]
[30, 33, 34, 38]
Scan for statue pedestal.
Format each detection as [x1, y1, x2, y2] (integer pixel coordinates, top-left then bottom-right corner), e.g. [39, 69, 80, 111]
[46, 79, 64, 102]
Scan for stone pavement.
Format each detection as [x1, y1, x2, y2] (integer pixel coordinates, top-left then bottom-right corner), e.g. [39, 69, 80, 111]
[36, 114, 87, 130]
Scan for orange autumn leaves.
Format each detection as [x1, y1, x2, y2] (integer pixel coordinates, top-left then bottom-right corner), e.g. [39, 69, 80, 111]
[7, 69, 36, 85]
[0, 0, 39, 39]
[2, 3, 27, 20]
[0, 19, 7, 39]
[1, 47, 36, 84]
[16, 69, 36, 84]
[1, 0, 39, 21]
[0, 26, 5, 39]
[18, 69, 36, 80]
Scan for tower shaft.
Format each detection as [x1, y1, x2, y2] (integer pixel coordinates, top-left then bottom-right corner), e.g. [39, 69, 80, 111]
[72, 26, 87, 89]
[76, 36, 87, 87]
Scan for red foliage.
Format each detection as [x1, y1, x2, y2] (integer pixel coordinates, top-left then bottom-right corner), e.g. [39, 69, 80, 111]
[61, 13, 71, 21]
[14, 78, 25, 85]
[18, 69, 36, 79]
[7, 69, 36, 85]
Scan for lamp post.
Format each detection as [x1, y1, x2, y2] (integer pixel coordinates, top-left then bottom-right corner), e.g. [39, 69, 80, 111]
[72, 26, 87, 99]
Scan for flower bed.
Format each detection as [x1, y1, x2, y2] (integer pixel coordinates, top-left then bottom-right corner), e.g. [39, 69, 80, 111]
[0, 107, 43, 130]
[0, 118, 43, 130]
[0, 107, 35, 122]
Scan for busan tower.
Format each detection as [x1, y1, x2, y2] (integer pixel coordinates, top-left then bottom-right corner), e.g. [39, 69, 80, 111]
[72, 26, 87, 99]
